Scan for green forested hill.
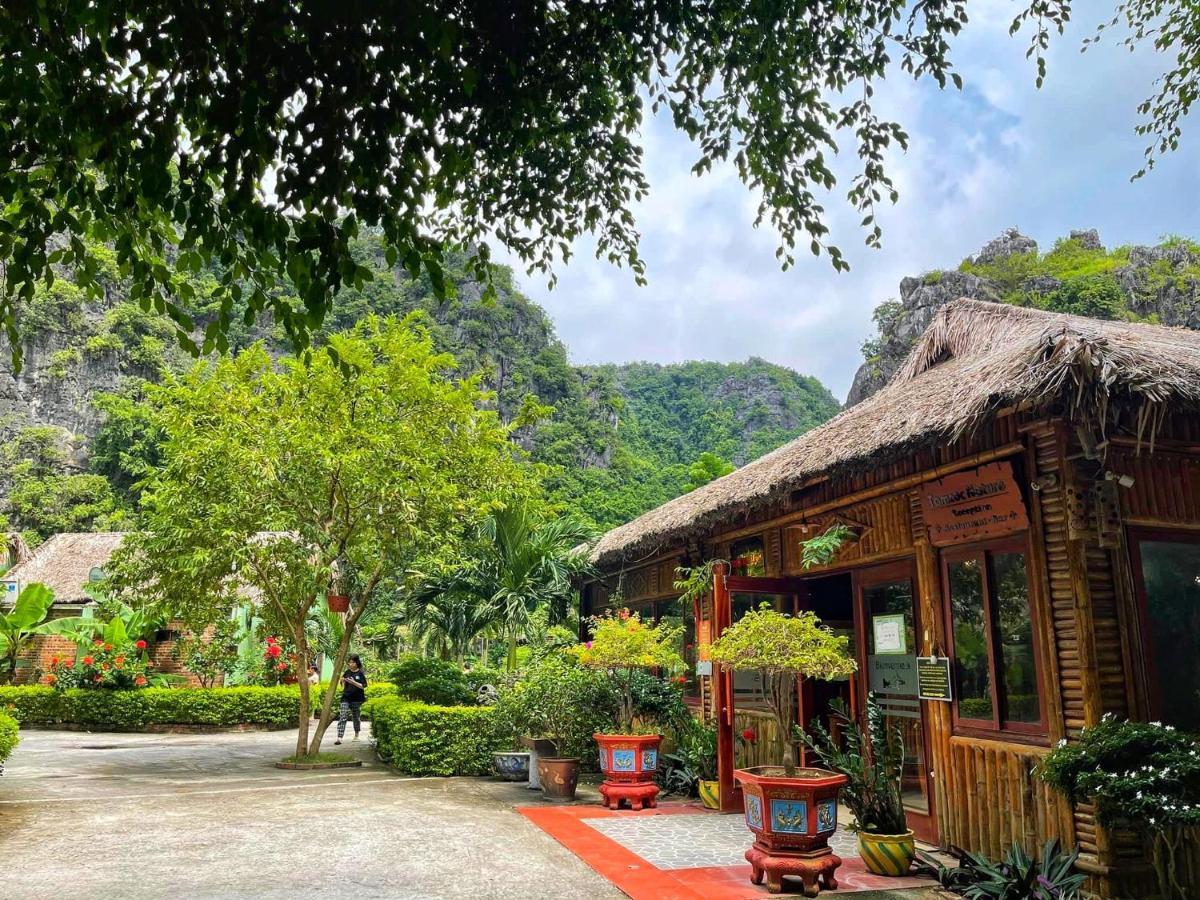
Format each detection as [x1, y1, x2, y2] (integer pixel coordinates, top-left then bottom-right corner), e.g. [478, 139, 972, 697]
[0, 232, 840, 541]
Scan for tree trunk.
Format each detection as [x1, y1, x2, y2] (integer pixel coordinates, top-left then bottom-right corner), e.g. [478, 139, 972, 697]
[294, 623, 311, 758]
[769, 672, 798, 778]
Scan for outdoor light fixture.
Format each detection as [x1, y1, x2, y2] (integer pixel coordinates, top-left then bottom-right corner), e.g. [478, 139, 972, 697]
[1103, 470, 1136, 488]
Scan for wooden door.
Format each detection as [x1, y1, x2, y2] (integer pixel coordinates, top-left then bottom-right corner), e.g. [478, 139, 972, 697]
[854, 560, 938, 843]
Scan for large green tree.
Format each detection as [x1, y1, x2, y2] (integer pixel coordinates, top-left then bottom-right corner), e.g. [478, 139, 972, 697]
[1, 2, 1190, 358]
[112, 317, 531, 756]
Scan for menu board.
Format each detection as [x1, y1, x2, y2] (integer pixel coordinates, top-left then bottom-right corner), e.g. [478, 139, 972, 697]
[916, 656, 953, 702]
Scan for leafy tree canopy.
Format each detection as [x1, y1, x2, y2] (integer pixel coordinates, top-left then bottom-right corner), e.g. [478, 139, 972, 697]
[3, 1, 1189, 358]
[109, 315, 533, 754]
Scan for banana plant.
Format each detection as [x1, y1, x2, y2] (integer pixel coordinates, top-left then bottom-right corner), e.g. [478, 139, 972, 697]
[0, 582, 56, 683]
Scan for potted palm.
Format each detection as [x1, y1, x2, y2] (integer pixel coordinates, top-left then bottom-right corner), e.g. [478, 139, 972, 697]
[708, 603, 857, 895]
[574, 609, 684, 810]
[801, 696, 915, 877]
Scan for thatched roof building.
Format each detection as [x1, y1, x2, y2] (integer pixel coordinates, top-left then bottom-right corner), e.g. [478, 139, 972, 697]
[591, 299, 1200, 567]
[2, 532, 127, 606]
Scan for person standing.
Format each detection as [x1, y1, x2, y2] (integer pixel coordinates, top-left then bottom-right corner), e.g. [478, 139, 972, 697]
[307, 664, 321, 719]
[334, 655, 367, 745]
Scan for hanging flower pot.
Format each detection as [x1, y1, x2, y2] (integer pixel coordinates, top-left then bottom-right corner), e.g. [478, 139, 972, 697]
[326, 593, 350, 613]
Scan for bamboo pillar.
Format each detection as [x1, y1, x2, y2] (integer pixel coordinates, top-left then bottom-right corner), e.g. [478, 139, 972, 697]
[712, 562, 741, 812]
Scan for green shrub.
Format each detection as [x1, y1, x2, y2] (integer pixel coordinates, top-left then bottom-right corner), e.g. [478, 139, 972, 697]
[0, 711, 19, 766]
[0, 685, 300, 729]
[387, 654, 475, 706]
[492, 657, 616, 762]
[364, 696, 502, 776]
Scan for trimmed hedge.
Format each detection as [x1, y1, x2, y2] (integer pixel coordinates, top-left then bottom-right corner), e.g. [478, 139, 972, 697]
[364, 695, 502, 776]
[0, 686, 300, 730]
[0, 711, 18, 765]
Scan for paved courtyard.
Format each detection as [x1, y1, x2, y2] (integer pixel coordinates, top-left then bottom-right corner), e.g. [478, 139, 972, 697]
[0, 727, 621, 899]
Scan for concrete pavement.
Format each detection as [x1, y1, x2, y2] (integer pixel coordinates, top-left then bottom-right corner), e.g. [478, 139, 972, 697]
[0, 727, 622, 899]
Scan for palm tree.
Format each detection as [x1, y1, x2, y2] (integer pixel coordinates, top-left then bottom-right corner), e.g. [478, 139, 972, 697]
[395, 584, 501, 664]
[400, 503, 594, 669]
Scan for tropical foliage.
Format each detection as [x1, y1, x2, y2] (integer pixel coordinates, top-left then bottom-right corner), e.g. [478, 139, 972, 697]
[920, 840, 1086, 899]
[0, 583, 56, 683]
[400, 503, 593, 669]
[801, 697, 908, 835]
[709, 605, 856, 775]
[0, 711, 17, 771]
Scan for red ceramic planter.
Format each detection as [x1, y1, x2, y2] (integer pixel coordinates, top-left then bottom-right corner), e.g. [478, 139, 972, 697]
[734, 766, 848, 855]
[594, 734, 662, 810]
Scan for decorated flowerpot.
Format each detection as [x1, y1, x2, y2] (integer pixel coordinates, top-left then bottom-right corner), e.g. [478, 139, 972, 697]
[595, 733, 662, 783]
[733, 766, 848, 855]
[326, 593, 350, 613]
[537, 757, 580, 801]
[857, 830, 915, 876]
[594, 733, 662, 810]
[492, 751, 530, 782]
[698, 780, 721, 810]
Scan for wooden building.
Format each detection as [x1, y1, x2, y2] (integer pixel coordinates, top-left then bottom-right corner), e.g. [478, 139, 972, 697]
[582, 300, 1200, 897]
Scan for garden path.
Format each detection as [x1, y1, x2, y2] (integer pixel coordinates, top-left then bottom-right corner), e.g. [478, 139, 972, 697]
[0, 727, 621, 899]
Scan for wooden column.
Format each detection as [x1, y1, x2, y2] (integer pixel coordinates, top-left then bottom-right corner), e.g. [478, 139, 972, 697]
[712, 562, 741, 812]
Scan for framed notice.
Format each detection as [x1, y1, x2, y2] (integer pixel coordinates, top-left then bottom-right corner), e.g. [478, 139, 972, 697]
[919, 461, 1029, 546]
[916, 656, 953, 702]
[1, 580, 17, 605]
[872, 613, 906, 655]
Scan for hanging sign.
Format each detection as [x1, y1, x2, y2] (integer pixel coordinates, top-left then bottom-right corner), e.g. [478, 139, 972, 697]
[916, 656, 953, 702]
[919, 461, 1029, 546]
[1, 580, 17, 605]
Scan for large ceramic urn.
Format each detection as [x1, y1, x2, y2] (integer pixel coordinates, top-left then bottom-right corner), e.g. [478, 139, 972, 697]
[734, 766, 847, 855]
[594, 733, 662, 810]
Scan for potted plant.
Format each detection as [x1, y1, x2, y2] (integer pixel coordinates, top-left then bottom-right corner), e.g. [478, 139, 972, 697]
[573, 609, 684, 810]
[708, 603, 857, 895]
[660, 718, 720, 809]
[801, 696, 915, 877]
[495, 657, 615, 801]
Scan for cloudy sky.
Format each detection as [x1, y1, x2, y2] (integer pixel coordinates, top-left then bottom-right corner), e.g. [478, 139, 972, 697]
[495, 4, 1200, 402]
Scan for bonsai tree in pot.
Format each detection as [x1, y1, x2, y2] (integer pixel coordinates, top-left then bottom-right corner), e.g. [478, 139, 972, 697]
[801, 696, 915, 877]
[573, 609, 684, 810]
[708, 603, 856, 894]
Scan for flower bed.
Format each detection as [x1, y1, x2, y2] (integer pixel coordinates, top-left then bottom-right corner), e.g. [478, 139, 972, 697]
[0, 685, 301, 730]
[364, 695, 502, 776]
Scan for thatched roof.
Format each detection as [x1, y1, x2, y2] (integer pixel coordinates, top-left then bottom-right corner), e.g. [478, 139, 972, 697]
[591, 299, 1200, 568]
[3, 532, 126, 605]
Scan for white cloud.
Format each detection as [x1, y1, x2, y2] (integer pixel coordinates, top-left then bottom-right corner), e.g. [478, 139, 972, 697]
[495, 13, 1200, 401]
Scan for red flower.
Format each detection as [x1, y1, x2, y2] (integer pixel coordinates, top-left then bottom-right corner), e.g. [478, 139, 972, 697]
[44, 673, 57, 685]
[619, 609, 630, 621]
[673, 675, 687, 684]
[82, 655, 94, 666]
[741, 729, 757, 742]
[266, 644, 282, 659]
[266, 636, 277, 645]
[135, 640, 147, 650]
[104, 643, 113, 652]
[101, 663, 110, 671]
[93, 674, 104, 683]
[134, 675, 147, 687]
[64, 658, 75, 668]
[685, 643, 695, 650]
[113, 656, 125, 669]
[93, 639, 103, 647]
[50, 656, 60, 666]
[276, 662, 288, 672]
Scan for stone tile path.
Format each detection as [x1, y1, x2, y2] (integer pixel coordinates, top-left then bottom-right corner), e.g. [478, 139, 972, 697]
[587, 813, 860, 869]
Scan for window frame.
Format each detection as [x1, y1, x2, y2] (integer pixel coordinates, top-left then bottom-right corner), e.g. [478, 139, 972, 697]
[941, 534, 1048, 740]
[1127, 526, 1200, 729]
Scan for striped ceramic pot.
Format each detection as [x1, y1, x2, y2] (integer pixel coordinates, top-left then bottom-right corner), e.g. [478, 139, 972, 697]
[857, 830, 916, 876]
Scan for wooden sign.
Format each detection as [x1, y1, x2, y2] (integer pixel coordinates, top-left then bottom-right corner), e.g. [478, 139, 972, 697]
[919, 461, 1028, 546]
[916, 656, 953, 702]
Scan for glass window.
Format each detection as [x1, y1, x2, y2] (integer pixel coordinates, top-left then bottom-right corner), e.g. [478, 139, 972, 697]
[948, 558, 993, 722]
[656, 597, 699, 699]
[946, 544, 1042, 733]
[730, 537, 766, 577]
[1135, 537, 1200, 733]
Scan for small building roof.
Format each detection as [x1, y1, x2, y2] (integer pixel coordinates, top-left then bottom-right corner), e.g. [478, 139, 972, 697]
[3, 532, 127, 605]
[591, 299, 1200, 568]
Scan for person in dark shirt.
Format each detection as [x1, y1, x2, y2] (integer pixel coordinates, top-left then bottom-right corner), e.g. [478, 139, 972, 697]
[334, 655, 368, 745]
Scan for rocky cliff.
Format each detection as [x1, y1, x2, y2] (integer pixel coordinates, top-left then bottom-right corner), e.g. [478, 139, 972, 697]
[846, 228, 1200, 405]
